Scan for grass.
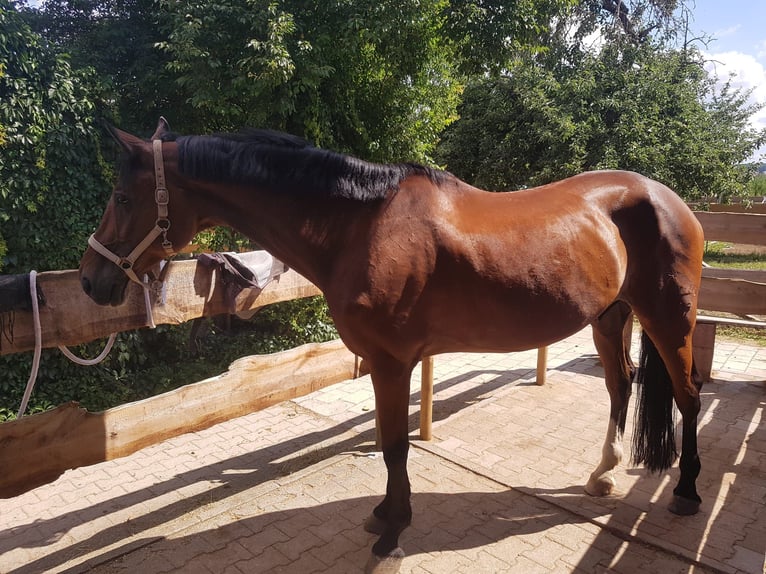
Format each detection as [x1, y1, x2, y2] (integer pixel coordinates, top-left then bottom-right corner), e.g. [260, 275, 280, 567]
[716, 325, 766, 345]
[703, 242, 766, 269]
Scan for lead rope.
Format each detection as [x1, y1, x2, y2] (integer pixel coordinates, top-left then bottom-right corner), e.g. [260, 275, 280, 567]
[57, 335, 118, 366]
[17, 271, 119, 417]
[16, 268, 165, 417]
[16, 271, 43, 418]
[142, 279, 156, 329]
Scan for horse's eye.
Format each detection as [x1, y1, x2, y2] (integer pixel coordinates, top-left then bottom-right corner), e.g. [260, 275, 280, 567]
[115, 193, 129, 205]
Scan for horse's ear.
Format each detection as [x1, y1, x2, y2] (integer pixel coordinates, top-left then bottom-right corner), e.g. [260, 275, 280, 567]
[150, 117, 171, 140]
[103, 122, 145, 155]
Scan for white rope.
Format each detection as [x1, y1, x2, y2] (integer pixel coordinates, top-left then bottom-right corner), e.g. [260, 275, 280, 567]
[57, 333, 117, 366]
[16, 270, 119, 418]
[17, 271, 43, 419]
[143, 277, 156, 329]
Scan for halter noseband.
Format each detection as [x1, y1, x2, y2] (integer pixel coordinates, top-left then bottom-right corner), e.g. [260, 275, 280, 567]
[88, 139, 175, 287]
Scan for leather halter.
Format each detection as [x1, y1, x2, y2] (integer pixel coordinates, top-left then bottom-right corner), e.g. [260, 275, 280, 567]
[88, 139, 175, 287]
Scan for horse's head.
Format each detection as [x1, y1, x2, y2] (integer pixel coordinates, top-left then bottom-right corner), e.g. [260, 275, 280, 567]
[79, 118, 196, 306]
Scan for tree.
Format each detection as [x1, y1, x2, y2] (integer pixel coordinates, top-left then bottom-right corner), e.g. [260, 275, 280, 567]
[24, 0, 575, 162]
[152, 0, 573, 161]
[155, 0, 461, 162]
[436, 2, 765, 200]
[748, 174, 766, 197]
[0, 0, 111, 273]
[24, 0, 200, 135]
[442, 0, 575, 75]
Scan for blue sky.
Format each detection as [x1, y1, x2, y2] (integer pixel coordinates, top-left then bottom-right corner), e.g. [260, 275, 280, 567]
[688, 0, 766, 56]
[688, 0, 766, 161]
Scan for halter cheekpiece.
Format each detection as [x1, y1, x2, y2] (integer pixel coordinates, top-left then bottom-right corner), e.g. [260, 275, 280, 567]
[88, 139, 175, 287]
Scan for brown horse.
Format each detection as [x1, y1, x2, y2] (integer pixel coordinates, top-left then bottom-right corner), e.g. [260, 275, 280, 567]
[79, 119, 705, 572]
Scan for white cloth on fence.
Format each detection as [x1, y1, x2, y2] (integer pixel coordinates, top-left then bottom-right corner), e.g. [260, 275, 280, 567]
[196, 251, 289, 317]
[224, 251, 288, 289]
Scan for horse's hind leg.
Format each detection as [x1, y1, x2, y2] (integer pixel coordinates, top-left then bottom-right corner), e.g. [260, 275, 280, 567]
[586, 301, 634, 497]
[635, 320, 702, 515]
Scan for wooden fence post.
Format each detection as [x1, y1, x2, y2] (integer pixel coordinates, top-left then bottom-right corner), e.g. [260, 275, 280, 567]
[420, 356, 434, 441]
[536, 347, 548, 385]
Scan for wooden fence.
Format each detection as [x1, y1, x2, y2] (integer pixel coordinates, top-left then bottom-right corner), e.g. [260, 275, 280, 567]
[0, 258, 320, 355]
[0, 257, 367, 498]
[695, 211, 766, 317]
[692, 211, 766, 381]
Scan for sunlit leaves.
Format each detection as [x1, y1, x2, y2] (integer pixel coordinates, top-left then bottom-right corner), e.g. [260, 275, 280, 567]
[0, 0, 110, 273]
[155, 0, 466, 163]
[437, 42, 765, 200]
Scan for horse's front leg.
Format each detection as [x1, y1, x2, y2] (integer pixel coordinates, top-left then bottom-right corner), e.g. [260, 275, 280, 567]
[363, 357, 415, 574]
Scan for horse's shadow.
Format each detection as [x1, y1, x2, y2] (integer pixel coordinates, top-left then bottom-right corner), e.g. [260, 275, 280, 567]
[518, 374, 766, 573]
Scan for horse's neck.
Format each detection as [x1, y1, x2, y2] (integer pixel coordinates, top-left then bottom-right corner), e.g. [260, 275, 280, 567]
[196, 183, 361, 289]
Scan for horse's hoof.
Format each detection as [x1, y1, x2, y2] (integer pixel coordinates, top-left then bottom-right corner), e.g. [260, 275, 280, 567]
[364, 547, 405, 574]
[363, 513, 388, 535]
[585, 473, 617, 497]
[668, 494, 700, 516]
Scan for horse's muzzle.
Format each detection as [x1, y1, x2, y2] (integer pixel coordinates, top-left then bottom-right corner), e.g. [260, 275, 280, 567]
[79, 259, 130, 307]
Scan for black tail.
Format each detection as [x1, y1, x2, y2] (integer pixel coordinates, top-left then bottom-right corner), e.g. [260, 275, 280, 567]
[631, 331, 678, 472]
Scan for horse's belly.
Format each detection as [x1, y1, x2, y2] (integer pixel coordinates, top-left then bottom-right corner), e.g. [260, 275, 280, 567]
[420, 265, 622, 355]
[422, 294, 596, 355]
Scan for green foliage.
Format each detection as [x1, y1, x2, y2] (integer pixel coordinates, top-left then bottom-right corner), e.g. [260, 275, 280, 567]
[192, 227, 256, 254]
[26, 0, 574, 160]
[156, 0, 465, 163]
[748, 175, 766, 196]
[0, 0, 111, 273]
[444, 0, 575, 75]
[26, 0, 198, 133]
[437, 42, 765, 200]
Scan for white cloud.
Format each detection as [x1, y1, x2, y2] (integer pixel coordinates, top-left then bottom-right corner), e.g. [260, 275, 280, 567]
[712, 25, 741, 39]
[757, 40, 766, 62]
[704, 50, 766, 161]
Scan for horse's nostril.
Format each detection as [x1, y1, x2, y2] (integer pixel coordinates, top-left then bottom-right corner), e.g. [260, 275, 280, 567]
[81, 276, 92, 295]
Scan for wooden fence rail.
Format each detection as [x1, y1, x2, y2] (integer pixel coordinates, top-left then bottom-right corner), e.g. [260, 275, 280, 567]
[1, 257, 321, 355]
[691, 211, 766, 381]
[0, 339, 365, 498]
[696, 211, 766, 317]
[693, 211, 766, 246]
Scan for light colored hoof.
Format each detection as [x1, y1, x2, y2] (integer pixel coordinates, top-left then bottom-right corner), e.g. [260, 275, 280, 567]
[364, 548, 405, 574]
[363, 513, 388, 535]
[585, 472, 617, 497]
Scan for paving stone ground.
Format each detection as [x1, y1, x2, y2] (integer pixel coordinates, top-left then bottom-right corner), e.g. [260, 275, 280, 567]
[0, 328, 764, 574]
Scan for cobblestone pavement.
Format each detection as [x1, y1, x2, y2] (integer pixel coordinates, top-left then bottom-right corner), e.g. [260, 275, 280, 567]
[1, 328, 764, 574]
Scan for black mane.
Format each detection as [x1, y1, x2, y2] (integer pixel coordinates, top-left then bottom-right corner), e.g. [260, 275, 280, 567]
[167, 130, 446, 201]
